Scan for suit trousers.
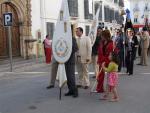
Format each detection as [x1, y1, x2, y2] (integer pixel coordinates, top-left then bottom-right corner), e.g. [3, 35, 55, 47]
[118, 51, 124, 71]
[49, 61, 59, 86]
[65, 64, 76, 92]
[76, 57, 90, 86]
[126, 51, 134, 74]
[140, 48, 148, 65]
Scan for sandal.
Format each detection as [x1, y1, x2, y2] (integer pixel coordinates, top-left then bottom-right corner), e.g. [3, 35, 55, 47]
[109, 97, 119, 102]
[99, 95, 108, 100]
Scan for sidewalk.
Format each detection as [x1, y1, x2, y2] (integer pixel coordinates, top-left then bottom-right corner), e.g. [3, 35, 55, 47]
[0, 57, 48, 73]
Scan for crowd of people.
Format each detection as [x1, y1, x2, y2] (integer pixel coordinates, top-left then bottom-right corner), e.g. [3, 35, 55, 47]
[45, 25, 150, 102]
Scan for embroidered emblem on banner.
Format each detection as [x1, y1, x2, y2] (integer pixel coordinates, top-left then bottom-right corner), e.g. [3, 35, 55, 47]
[55, 38, 69, 57]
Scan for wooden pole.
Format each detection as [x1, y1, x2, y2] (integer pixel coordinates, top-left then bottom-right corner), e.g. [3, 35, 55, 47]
[59, 88, 62, 100]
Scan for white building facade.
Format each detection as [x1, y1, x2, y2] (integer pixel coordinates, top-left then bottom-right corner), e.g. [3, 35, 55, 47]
[0, 0, 124, 59]
[31, 0, 125, 41]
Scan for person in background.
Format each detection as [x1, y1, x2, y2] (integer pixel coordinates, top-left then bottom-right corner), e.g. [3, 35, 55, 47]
[76, 27, 92, 89]
[113, 29, 124, 72]
[131, 30, 139, 60]
[43, 35, 52, 64]
[91, 27, 102, 78]
[46, 57, 58, 89]
[136, 31, 141, 57]
[96, 30, 114, 93]
[125, 28, 138, 75]
[137, 27, 150, 66]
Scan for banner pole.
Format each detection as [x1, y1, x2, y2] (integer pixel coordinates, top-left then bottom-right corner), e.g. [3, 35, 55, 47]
[59, 87, 62, 100]
[8, 26, 13, 72]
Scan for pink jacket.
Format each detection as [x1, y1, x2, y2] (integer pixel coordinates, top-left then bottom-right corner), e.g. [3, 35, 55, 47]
[44, 38, 51, 48]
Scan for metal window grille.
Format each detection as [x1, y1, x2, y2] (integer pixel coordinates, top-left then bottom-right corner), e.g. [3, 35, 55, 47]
[115, 11, 119, 24]
[68, 0, 78, 17]
[114, 0, 118, 3]
[84, 0, 93, 20]
[46, 22, 54, 39]
[94, 2, 102, 21]
[85, 25, 90, 36]
[104, 6, 110, 22]
[119, 0, 124, 7]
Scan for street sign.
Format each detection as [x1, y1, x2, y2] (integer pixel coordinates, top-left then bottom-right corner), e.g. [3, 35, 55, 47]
[3, 12, 12, 26]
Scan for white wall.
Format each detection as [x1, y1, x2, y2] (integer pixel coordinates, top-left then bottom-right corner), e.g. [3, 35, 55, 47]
[31, 0, 41, 39]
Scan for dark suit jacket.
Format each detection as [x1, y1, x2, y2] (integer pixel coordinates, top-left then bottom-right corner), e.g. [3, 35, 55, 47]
[125, 35, 138, 57]
[65, 38, 78, 65]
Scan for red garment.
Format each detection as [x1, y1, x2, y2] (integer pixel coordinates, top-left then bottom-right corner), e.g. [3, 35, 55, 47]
[96, 40, 113, 93]
[43, 38, 52, 64]
[45, 48, 52, 64]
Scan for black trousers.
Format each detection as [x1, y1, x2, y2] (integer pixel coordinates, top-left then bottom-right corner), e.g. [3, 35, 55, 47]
[118, 51, 124, 71]
[126, 51, 134, 74]
[65, 64, 76, 93]
[138, 46, 141, 56]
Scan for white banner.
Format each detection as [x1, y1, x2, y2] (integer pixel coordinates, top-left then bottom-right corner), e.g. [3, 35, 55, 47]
[52, 0, 72, 87]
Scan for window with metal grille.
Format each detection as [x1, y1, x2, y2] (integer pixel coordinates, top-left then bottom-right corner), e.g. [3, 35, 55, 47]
[115, 11, 119, 23]
[94, 2, 102, 21]
[46, 22, 54, 39]
[112, 9, 115, 22]
[114, 0, 118, 3]
[85, 25, 90, 36]
[119, 0, 124, 7]
[119, 15, 124, 24]
[68, 0, 78, 17]
[84, 0, 93, 20]
[109, 8, 114, 23]
[104, 6, 110, 22]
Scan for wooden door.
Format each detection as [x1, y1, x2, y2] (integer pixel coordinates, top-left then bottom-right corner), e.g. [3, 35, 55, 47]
[0, 3, 20, 58]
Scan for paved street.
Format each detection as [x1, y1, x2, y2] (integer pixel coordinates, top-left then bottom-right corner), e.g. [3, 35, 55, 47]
[0, 57, 150, 113]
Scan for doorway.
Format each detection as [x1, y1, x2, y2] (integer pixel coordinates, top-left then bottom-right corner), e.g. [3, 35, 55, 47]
[0, 3, 20, 58]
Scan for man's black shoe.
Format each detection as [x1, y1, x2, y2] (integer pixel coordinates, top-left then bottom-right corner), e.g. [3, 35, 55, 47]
[83, 86, 89, 89]
[73, 94, 78, 98]
[92, 76, 96, 78]
[77, 85, 82, 88]
[128, 73, 133, 75]
[65, 92, 73, 96]
[137, 63, 142, 65]
[46, 85, 54, 89]
[73, 88, 78, 98]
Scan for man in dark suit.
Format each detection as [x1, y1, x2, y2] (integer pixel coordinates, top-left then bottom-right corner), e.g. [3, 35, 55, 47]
[65, 37, 79, 98]
[125, 28, 138, 75]
[113, 29, 124, 72]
